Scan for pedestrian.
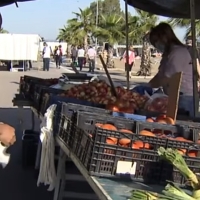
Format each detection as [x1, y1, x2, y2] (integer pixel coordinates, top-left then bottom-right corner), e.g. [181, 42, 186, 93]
[77, 45, 85, 71]
[58, 45, 63, 65]
[71, 45, 77, 63]
[120, 45, 135, 78]
[54, 46, 62, 69]
[42, 42, 52, 71]
[87, 46, 96, 73]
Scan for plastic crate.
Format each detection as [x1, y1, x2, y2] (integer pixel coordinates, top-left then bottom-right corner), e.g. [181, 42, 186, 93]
[77, 112, 137, 134]
[112, 112, 146, 121]
[63, 117, 162, 183]
[136, 121, 198, 149]
[23, 77, 59, 100]
[61, 102, 111, 124]
[40, 94, 106, 115]
[33, 85, 64, 112]
[58, 104, 111, 147]
[161, 149, 200, 185]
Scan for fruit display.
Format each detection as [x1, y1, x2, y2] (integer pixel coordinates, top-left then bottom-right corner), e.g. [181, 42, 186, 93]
[91, 123, 150, 151]
[57, 80, 148, 112]
[146, 115, 174, 125]
[145, 96, 168, 113]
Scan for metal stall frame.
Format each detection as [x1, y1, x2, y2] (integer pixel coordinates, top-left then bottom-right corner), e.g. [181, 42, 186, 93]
[125, 0, 200, 118]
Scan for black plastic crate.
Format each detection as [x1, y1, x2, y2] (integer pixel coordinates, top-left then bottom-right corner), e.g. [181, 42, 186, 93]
[58, 104, 110, 148]
[33, 85, 65, 112]
[66, 120, 163, 183]
[23, 77, 59, 100]
[161, 148, 200, 185]
[61, 102, 111, 125]
[77, 112, 137, 134]
[136, 121, 198, 150]
[61, 73, 95, 82]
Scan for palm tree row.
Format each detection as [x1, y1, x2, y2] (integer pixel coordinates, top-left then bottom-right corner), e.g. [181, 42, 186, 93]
[57, 7, 159, 49]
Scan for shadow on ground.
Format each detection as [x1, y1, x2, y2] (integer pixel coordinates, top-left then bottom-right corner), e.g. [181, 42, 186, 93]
[0, 108, 53, 200]
[10, 81, 20, 85]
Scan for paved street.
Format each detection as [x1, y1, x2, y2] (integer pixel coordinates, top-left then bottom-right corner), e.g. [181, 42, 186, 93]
[0, 61, 155, 200]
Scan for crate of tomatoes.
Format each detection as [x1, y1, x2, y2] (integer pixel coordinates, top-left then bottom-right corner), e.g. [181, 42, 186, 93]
[138, 115, 200, 185]
[66, 112, 164, 183]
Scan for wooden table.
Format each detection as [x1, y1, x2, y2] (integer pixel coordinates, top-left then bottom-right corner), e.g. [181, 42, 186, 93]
[55, 137, 164, 200]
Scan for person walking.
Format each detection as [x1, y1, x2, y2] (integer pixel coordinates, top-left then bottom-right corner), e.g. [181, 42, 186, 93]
[87, 46, 96, 73]
[58, 45, 63, 65]
[54, 46, 62, 69]
[77, 45, 85, 71]
[42, 42, 52, 71]
[121, 45, 135, 78]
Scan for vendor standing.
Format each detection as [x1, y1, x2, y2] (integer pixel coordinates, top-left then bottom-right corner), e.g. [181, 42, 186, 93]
[148, 23, 194, 116]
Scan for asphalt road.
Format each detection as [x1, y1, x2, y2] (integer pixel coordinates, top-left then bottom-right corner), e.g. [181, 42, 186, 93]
[0, 61, 151, 200]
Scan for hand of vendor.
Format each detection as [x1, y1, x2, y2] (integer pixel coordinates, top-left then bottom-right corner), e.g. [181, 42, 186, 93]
[0, 124, 16, 146]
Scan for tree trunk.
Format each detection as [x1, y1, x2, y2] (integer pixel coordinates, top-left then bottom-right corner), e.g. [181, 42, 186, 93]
[137, 33, 151, 76]
[67, 45, 71, 58]
[84, 35, 88, 52]
[106, 47, 114, 68]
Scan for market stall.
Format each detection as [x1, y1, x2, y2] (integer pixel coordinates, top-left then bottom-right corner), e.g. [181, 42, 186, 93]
[9, 0, 200, 200]
[12, 70, 200, 200]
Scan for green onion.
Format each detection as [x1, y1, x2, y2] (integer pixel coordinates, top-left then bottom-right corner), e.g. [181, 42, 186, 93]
[162, 182, 195, 200]
[157, 147, 199, 189]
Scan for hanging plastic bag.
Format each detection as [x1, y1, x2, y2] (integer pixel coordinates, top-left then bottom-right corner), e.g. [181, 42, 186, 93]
[144, 93, 168, 113]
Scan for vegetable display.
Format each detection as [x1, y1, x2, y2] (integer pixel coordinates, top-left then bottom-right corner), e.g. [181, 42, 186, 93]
[58, 80, 148, 112]
[130, 147, 200, 200]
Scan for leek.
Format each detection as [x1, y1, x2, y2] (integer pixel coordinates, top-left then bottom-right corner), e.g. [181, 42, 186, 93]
[130, 189, 176, 200]
[157, 147, 199, 189]
[162, 182, 195, 200]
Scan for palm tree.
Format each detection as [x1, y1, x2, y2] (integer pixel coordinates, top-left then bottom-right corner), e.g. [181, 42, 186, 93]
[67, 7, 95, 51]
[0, 28, 8, 33]
[168, 18, 200, 39]
[94, 14, 124, 45]
[94, 14, 124, 68]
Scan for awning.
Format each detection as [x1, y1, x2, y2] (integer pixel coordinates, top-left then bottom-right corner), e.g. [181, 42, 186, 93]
[0, 0, 33, 7]
[127, 0, 200, 19]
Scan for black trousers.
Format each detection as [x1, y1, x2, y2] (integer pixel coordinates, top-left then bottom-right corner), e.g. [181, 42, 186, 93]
[43, 58, 50, 71]
[125, 62, 133, 71]
[88, 59, 95, 72]
[78, 57, 84, 71]
[55, 55, 62, 68]
[71, 56, 76, 63]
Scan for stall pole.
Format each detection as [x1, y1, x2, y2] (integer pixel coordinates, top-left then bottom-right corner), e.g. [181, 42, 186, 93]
[95, 0, 99, 51]
[125, 0, 130, 90]
[190, 0, 199, 117]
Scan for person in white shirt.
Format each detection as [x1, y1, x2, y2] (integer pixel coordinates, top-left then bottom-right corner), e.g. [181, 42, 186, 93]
[77, 45, 85, 71]
[87, 46, 96, 73]
[42, 42, 52, 71]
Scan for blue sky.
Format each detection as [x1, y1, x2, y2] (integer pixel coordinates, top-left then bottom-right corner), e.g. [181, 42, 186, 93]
[0, 0, 185, 41]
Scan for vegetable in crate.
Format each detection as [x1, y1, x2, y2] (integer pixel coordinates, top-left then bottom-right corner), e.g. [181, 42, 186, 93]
[57, 79, 148, 110]
[157, 147, 199, 189]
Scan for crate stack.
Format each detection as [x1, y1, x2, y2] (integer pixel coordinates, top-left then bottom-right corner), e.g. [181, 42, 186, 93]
[57, 103, 200, 186]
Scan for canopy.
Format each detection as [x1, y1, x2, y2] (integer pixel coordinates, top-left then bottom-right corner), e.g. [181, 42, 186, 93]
[0, 0, 33, 7]
[127, 0, 200, 19]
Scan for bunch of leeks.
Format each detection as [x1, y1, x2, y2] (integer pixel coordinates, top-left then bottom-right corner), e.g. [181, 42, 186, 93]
[131, 183, 195, 200]
[157, 147, 199, 189]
